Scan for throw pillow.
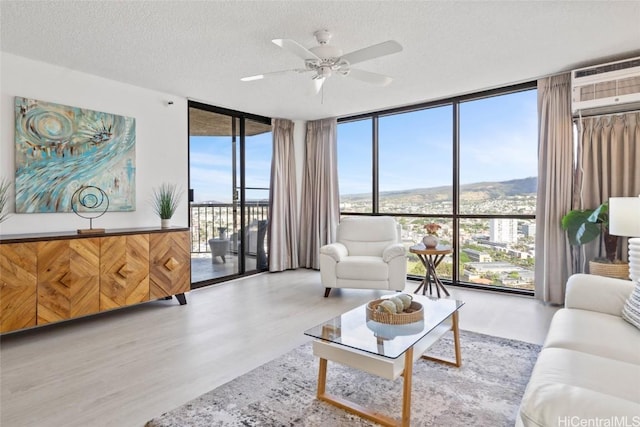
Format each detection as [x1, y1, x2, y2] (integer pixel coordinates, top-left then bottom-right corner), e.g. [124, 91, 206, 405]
[622, 280, 640, 330]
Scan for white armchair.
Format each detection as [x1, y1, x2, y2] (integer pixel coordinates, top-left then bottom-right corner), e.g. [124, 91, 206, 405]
[319, 216, 407, 297]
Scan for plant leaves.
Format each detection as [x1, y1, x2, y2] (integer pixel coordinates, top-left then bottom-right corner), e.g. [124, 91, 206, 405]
[561, 209, 601, 245]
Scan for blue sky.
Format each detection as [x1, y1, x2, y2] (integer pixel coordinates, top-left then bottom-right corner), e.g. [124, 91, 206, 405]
[338, 89, 538, 195]
[190, 133, 271, 203]
[190, 89, 537, 201]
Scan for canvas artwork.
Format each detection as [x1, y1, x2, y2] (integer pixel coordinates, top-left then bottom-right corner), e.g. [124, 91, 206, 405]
[14, 97, 136, 213]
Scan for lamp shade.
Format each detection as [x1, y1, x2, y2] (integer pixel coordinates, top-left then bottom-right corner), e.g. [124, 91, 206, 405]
[609, 197, 640, 237]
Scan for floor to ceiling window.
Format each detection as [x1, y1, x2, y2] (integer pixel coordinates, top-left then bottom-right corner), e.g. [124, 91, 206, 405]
[188, 102, 272, 287]
[336, 120, 373, 213]
[337, 83, 537, 293]
[458, 91, 537, 291]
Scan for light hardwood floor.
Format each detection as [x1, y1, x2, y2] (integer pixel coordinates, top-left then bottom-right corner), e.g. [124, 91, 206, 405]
[0, 269, 559, 427]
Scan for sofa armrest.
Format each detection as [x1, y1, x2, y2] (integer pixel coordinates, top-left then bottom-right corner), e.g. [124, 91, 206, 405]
[565, 273, 635, 316]
[320, 242, 348, 262]
[382, 243, 406, 263]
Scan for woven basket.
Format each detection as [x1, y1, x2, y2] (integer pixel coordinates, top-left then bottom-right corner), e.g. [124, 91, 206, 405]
[366, 299, 424, 325]
[589, 261, 629, 280]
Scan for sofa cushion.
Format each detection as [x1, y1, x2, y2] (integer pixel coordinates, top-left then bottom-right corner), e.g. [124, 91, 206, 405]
[543, 308, 640, 365]
[519, 347, 640, 427]
[565, 273, 635, 316]
[336, 256, 389, 281]
[622, 281, 640, 330]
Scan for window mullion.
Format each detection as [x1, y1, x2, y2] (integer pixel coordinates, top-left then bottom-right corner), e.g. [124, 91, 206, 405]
[452, 101, 460, 283]
[373, 115, 379, 214]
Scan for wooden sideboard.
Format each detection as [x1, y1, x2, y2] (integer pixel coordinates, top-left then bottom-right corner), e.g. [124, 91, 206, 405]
[0, 227, 190, 334]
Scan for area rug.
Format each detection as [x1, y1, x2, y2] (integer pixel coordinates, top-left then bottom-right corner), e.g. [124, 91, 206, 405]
[146, 331, 539, 426]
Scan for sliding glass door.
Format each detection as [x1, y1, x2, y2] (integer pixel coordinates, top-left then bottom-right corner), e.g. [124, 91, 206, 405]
[242, 118, 272, 272]
[188, 102, 271, 287]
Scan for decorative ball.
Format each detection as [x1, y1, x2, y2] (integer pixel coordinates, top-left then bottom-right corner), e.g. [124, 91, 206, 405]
[377, 300, 397, 314]
[388, 296, 405, 313]
[397, 294, 413, 310]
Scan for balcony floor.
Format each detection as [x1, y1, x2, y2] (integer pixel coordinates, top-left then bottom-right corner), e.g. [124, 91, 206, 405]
[191, 253, 257, 283]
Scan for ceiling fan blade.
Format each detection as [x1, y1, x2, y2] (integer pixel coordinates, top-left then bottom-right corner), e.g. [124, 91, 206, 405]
[344, 68, 393, 86]
[241, 68, 308, 82]
[314, 77, 326, 94]
[304, 77, 327, 97]
[272, 39, 320, 61]
[341, 40, 402, 66]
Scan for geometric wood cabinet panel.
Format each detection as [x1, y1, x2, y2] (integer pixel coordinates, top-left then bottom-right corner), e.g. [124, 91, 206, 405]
[36, 238, 101, 325]
[149, 230, 190, 299]
[0, 242, 38, 333]
[100, 234, 150, 310]
[0, 227, 190, 333]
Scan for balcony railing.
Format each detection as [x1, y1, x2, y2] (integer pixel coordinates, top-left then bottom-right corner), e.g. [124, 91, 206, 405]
[190, 202, 269, 254]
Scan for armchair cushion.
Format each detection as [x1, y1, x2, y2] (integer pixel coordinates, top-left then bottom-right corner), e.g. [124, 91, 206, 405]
[337, 216, 400, 256]
[320, 242, 348, 262]
[382, 243, 406, 263]
[336, 256, 389, 281]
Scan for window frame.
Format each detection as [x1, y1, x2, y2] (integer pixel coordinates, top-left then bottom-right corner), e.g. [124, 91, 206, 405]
[337, 81, 537, 295]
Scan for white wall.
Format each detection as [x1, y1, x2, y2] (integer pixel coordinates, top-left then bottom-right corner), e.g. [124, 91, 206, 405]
[0, 53, 189, 235]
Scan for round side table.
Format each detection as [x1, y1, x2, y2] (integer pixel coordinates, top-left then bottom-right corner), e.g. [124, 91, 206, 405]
[409, 244, 453, 298]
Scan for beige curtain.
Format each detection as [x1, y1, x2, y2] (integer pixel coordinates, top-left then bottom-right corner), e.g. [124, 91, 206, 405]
[534, 73, 574, 304]
[574, 112, 640, 266]
[268, 119, 299, 272]
[298, 118, 340, 269]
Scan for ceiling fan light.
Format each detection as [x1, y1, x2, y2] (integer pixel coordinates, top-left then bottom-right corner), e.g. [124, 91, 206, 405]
[317, 66, 332, 78]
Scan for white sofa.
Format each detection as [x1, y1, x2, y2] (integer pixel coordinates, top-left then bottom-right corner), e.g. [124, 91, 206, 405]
[517, 274, 640, 426]
[319, 216, 407, 297]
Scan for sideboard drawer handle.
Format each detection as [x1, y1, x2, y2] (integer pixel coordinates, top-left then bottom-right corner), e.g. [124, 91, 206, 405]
[164, 257, 179, 272]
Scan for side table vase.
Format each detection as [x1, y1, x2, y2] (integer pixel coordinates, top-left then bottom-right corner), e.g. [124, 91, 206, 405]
[422, 235, 438, 248]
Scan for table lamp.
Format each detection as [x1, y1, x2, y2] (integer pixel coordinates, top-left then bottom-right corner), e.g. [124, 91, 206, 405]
[609, 196, 640, 281]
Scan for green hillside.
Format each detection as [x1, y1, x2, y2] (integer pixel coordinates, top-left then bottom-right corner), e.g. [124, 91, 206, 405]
[344, 177, 537, 203]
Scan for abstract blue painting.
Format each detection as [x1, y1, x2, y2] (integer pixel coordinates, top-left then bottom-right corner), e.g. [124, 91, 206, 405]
[14, 97, 136, 213]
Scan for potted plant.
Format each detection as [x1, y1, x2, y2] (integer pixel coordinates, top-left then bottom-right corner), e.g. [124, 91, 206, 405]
[561, 201, 628, 278]
[422, 223, 441, 248]
[217, 227, 227, 239]
[151, 183, 183, 228]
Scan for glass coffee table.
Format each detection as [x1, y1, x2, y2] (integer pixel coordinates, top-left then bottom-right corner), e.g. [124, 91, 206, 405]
[304, 294, 464, 427]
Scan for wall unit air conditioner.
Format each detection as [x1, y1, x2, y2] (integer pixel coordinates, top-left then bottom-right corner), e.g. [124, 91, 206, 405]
[571, 56, 640, 117]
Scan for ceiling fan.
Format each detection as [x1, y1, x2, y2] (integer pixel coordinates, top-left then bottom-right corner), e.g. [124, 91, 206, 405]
[241, 30, 403, 94]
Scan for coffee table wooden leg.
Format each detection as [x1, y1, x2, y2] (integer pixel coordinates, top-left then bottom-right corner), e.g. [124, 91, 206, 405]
[316, 350, 415, 427]
[421, 311, 462, 367]
[317, 357, 327, 397]
[452, 310, 461, 366]
[401, 347, 413, 427]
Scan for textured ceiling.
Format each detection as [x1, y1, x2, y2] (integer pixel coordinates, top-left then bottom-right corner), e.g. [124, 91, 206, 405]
[2, 1, 640, 121]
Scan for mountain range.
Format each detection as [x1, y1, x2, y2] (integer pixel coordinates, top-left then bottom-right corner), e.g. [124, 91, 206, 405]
[344, 176, 538, 203]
